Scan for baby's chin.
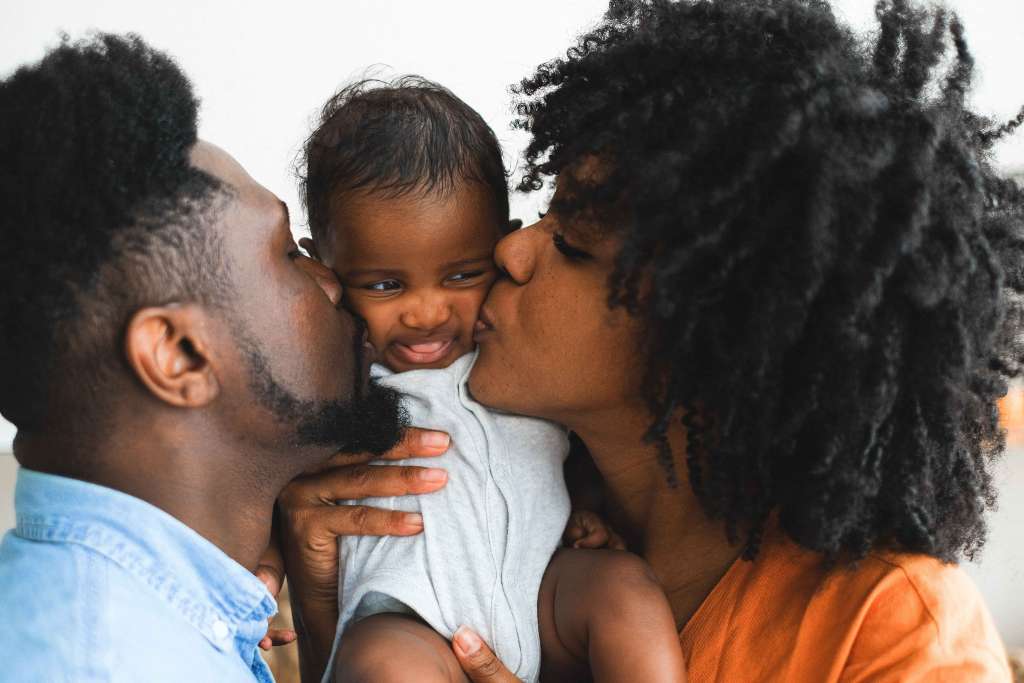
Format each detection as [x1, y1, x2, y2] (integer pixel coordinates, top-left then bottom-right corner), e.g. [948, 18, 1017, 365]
[381, 338, 477, 373]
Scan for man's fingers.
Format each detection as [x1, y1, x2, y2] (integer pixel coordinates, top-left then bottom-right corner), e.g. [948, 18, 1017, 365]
[304, 449, 377, 473]
[608, 531, 627, 551]
[378, 427, 451, 461]
[302, 428, 450, 474]
[302, 464, 448, 502]
[452, 626, 519, 682]
[316, 504, 426, 538]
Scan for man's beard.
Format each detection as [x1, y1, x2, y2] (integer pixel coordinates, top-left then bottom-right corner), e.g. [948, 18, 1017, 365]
[239, 321, 407, 456]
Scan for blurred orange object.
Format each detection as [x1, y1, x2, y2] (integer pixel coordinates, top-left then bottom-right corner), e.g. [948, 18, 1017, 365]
[998, 383, 1024, 446]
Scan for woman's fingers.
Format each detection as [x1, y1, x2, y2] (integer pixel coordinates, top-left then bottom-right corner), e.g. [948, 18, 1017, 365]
[452, 626, 520, 682]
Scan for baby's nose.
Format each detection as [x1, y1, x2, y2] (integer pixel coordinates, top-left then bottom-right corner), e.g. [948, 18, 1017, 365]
[400, 294, 453, 330]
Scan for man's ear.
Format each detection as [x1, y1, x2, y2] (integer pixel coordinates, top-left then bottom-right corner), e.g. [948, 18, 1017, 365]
[124, 305, 220, 408]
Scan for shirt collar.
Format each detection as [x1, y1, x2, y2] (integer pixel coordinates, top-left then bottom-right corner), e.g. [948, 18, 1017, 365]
[14, 468, 277, 655]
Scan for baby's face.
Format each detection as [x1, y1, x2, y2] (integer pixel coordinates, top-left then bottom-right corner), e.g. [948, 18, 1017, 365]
[324, 183, 504, 373]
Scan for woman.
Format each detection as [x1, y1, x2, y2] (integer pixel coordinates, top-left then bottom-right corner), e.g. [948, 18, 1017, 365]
[277, 0, 1023, 680]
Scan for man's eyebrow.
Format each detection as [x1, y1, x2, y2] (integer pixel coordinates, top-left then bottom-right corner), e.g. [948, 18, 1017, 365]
[279, 201, 290, 227]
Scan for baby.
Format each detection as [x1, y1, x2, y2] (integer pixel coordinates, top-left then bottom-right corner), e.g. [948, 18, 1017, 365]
[299, 77, 686, 683]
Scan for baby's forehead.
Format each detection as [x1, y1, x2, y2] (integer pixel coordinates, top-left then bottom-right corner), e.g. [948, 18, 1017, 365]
[328, 185, 502, 270]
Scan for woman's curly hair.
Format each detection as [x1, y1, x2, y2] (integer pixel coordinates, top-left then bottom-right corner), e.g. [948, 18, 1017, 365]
[514, 0, 1024, 563]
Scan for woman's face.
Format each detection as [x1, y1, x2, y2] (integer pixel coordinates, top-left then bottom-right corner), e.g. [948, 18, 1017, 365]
[468, 202, 647, 425]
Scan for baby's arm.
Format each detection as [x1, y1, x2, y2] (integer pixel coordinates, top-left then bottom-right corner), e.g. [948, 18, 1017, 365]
[538, 548, 688, 683]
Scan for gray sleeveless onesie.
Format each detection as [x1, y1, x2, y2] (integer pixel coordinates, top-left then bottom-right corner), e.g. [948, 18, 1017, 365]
[324, 352, 571, 683]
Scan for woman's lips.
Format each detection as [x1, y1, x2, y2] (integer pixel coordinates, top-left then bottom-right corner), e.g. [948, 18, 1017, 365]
[391, 337, 455, 365]
[473, 308, 495, 342]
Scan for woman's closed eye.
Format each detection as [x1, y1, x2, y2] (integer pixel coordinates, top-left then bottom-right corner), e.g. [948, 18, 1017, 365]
[553, 232, 593, 261]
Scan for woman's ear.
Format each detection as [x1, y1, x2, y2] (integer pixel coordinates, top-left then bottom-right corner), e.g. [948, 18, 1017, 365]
[124, 305, 220, 408]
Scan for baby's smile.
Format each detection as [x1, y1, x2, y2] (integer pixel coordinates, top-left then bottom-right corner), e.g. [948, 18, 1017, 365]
[390, 336, 458, 366]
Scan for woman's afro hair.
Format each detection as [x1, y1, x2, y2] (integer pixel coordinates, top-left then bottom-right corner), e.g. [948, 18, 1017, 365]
[514, 0, 1024, 563]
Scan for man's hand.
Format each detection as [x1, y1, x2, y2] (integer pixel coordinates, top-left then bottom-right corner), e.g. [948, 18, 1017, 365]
[563, 510, 626, 550]
[276, 427, 451, 682]
[452, 627, 520, 683]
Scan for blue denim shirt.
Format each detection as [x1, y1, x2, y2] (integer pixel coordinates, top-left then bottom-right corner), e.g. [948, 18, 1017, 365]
[0, 468, 277, 682]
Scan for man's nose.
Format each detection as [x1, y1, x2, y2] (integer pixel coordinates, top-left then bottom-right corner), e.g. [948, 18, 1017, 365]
[494, 222, 540, 285]
[400, 291, 453, 330]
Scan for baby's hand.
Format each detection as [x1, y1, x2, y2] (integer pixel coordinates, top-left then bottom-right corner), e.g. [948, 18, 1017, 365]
[563, 510, 626, 550]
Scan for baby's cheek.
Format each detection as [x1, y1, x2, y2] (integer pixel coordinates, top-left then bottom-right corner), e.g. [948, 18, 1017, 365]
[455, 288, 490, 322]
[346, 297, 393, 343]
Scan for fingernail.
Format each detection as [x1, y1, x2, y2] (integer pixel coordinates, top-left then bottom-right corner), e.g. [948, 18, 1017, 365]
[420, 468, 448, 483]
[421, 431, 450, 450]
[405, 513, 424, 529]
[454, 626, 481, 656]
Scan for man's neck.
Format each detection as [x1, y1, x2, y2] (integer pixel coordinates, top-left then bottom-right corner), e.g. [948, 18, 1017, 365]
[569, 404, 741, 629]
[15, 413, 300, 573]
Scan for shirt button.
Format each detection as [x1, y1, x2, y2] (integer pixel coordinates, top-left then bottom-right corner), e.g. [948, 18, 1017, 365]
[211, 620, 230, 641]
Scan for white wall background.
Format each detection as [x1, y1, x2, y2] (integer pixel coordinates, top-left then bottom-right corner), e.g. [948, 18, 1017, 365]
[1, 0, 1022, 649]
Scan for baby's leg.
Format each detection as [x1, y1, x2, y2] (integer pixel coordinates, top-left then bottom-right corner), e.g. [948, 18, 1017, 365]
[334, 613, 469, 683]
[538, 548, 687, 683]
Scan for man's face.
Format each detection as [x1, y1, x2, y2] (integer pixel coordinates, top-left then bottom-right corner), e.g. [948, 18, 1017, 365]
[190, 142, 404, 457]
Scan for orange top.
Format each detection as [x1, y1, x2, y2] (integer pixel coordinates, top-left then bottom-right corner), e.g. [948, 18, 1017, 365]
[679, 529, 1011, 682]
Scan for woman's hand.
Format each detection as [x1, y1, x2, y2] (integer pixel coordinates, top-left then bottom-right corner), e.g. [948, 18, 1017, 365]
[276, 427, 451, 681]
[452, 627, 520, 682]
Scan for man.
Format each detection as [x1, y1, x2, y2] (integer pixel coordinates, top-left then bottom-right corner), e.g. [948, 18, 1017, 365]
[0, 33, 449, 681]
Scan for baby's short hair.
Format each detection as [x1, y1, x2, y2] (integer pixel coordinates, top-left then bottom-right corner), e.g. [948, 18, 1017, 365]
[300, 76, 510, 245]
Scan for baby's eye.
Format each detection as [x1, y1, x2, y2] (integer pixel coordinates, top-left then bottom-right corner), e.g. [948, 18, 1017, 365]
[365, 280, 402, 292]
[447, 271, 485, 283]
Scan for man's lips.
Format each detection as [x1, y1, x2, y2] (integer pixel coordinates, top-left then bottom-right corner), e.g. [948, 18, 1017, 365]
[390, 337, 456, 365]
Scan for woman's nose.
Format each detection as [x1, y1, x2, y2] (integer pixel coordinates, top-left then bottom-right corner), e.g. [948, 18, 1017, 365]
[400, 292, 453, 331]
[494, 222, 541, 285]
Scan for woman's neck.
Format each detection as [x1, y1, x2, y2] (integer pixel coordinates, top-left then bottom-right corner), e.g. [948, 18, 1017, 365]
[570, 404, 741, 628]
